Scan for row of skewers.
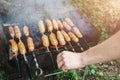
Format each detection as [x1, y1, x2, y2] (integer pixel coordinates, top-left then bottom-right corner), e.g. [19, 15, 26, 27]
[8, 18, 86, 79]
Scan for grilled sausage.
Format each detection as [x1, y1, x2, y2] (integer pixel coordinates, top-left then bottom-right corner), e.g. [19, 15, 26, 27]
[38, 20, 45, 34]
[57, 31, 66, 46]
[61, 30, 71, 42]
[57, 19, 63, 30]
[42, 35, 49, 47]
[14, 26, 21, 39]
[49, 33, 58, 46]
[63, 21, 71, 31]
[18, 41, 26, 55]
[65, 18, 74, 26]
[27, 37, 34, 52]
[68, 32, 79, 43]
[46, 19, 53, 32]
[73, 27, 83, 38]
[23, 26, 29, 36]
[52, 19, 58, 30]
[9, 26, 15, 38]
[9, 39, 18, 53]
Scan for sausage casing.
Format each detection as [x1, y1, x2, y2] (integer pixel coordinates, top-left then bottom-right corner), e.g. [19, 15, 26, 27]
[27, 37, 34, 52]
[42, 35, 49, 47]
[14, 26, 21, 39]
[9, 26, 15, 38]
[68, 32, 79, 43]
[18, 41, 26, 55]
[52, 19, 58, 30]
[9, 39, 18, 53]
[46, 19, 53, 32]
[57, 31, 66, 46]
[61, 30, 71, 42]
[23, 26, 29, 36]
[63, 21, 71, 31]
[38, 20, 45, 34]
[65, 18, 74, 26]
[49, 33, 58, 46]
[73, 27, 83, 38]
[57, 19, 63, 30]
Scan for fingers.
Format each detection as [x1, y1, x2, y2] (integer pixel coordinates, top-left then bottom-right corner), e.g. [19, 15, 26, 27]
[57, 51, 66, 63]
[57, 51, 69, 72]
[57, 60, 68, 72]
[61, 65, 68, 72]
[57, 60, 64, 69]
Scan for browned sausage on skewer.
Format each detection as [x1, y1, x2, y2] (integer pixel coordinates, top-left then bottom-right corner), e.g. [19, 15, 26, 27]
[38, 20, 45, 34]
[65, 18, 74, 27]
[18, 41, 26, 55]
[61, 30, 71, 42]
[42, 35, 50, 47]
[65, 18, 83, 38]
[52, 19, 58, 30]
[9, 26, 15, 39]
[57, 31, 66, 46]
[49, 33, 58, 46]
[68, 32, 79, 43]
[9, 39, 22, 77]
[61, 30, 75, 52]
[73, 27, 83, 38]
[62, 21, 71, 31]
[46, 19, 53, 32]
[23, 26, 30, 36]
[9, 39, 18, 53]
[57, 19, 63, 30]
[27, 37, 43, 76]
[14, 26, 21, 39]
[27, 37, 34, 52]
[18, 41, 33, 79]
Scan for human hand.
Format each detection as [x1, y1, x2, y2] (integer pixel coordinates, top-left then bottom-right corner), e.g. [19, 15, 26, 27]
[57, 51, 84, 72]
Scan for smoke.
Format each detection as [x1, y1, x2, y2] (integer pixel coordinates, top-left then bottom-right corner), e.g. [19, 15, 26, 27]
[5, 0, 74, 24]
[1, 0, 100, 44]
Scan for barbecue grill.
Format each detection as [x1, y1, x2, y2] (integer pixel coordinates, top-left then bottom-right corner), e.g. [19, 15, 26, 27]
[0, 0, 101, 80]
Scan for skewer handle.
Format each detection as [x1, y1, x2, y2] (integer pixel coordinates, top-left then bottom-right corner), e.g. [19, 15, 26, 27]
[23, 54, 33, 79]
[15, 57, 22, 78]
[32, 52, 43, 76]
[46, 47, 55, 68]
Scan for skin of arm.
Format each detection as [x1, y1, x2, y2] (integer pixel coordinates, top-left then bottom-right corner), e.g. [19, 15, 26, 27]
[57, 30, 120, 72]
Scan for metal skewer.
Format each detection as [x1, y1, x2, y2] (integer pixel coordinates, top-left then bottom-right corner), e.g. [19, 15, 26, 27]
[46, 47, 55, 68]
[68, 42, 75, 52]
[44, 71, 63, 77]
[23, 26, 43, 76]
[14, 26, 33, 79]
[8, 26, 22, 78]
[32, 52, 43, 76]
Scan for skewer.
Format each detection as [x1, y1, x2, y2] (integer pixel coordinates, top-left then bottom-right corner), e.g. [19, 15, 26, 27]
[18, 41, 33, 79]
[52, 19, 68, 51]
[60, 30, 75, 52]
[14, 26, 22, 41]
[9, 39, 22, 78]
[68, 31, 84, 51]
[41, 34, 55, 68]
[57, 19, 75, 52]
[44, 71, 63, 77]
[46, 19, 59, 51]
[39, 20, 56, 68]
[24, 26, 43, 76]
[56, 30, 68, 50]
[8, 26, 22, 78]
[9, 26, 15, 39]
[14, 26, 33, 79]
